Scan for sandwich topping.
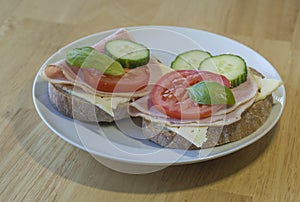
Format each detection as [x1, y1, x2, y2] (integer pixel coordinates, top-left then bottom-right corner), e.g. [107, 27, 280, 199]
[130, 50, 260, 126]
[150, 70, 233, 120]
[129, 68, 258, 127]
[64, 46, 151, 93]
[41, 29, 163, 98]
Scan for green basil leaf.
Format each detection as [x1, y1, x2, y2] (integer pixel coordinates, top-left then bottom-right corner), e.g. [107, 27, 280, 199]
[187, 81, 236, 105]
[66, 47, 125, 76]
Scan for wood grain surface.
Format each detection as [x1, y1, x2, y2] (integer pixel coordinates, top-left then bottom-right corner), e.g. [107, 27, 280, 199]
[1, 0, 299, 201]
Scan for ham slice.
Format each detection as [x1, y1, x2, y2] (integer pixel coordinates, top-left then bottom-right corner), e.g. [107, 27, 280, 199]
[129, 71, 259, 127]
[211, 71, 258, 115]
[41, 28, 162, 98]
[92, 29, 135, 53]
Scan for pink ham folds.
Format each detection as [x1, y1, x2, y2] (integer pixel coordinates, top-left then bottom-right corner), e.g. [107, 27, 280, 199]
[41, 29, 162, 98]
[129, 70, 259, 127]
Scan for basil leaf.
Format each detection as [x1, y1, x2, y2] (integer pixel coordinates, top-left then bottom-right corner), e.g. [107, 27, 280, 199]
[187, 81, 236, 105]
[66, 47, 125, 76]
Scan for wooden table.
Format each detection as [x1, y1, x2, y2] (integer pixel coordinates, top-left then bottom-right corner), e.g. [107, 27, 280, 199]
[1, 0, 299, 201]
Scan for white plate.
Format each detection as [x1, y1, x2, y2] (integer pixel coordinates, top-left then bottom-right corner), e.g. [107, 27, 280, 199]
[32, 26, 286, 173]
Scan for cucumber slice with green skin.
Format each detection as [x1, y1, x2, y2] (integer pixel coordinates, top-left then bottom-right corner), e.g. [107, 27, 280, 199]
[171, 50, 211, 70]
[199, 54, 247, 87]
[104, 39, 150, 68]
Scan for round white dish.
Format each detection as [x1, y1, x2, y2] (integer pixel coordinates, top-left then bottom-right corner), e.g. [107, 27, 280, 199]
[32, 26, 286, 169]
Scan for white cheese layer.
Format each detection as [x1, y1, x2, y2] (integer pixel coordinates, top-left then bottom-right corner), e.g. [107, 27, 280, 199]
[71, 90, 130, 116]
[254, 75, 282, 101]
[166, 126, 208, 148]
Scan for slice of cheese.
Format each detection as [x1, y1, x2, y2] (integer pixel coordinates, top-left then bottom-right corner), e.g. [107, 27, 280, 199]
[71, 90, 130, 116]
[166, 126, 208, 148]
[253, 75, 282, 101]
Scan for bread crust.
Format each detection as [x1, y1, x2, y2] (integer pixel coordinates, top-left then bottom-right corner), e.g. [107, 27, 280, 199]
[48, 83, 129, 122]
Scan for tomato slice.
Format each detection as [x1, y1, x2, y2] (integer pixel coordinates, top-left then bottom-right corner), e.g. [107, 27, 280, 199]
[151, 70, 230, 120]
[81, 66, 149, 92]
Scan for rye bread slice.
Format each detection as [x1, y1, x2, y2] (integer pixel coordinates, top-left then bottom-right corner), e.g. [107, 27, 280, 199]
[48, 83, 129, 122]
[142, 95, 273, 149]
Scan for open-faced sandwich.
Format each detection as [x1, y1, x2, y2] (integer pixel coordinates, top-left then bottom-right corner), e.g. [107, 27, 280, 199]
[41, 29, 169, 122]
[129, 51, 282, 149]
[41, 28, 282, 150]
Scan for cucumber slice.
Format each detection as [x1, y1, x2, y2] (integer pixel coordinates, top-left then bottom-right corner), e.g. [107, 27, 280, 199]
[171, 50, 211, 70]
[104, 39, 150, 68]
[199, 54, 247, 87]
